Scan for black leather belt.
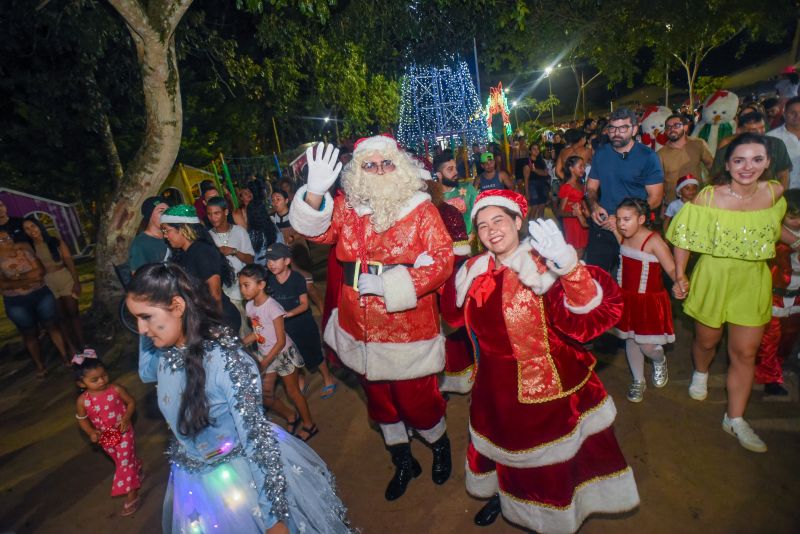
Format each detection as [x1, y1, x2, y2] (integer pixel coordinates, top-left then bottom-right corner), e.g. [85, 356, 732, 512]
[774, 287, 800, 298]
[341, 260, 412, 289]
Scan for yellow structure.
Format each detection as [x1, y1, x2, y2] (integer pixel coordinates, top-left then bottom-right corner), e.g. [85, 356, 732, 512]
[159, 164, 219, 205]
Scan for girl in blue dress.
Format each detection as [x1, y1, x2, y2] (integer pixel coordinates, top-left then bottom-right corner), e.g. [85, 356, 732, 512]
[127, 263, 351, 533]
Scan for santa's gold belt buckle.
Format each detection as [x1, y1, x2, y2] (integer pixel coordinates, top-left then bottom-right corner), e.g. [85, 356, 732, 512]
[352, 259, 383, 289]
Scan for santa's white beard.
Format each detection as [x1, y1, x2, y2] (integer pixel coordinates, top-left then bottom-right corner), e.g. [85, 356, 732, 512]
[343, 171, 423, 233]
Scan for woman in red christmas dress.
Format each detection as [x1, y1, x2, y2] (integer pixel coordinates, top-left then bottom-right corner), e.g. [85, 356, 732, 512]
[457, 189, 639, 533]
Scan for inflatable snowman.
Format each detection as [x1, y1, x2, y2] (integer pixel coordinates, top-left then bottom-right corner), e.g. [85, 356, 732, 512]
[692, 90, 738, 153]
[639, 105, 672, 150]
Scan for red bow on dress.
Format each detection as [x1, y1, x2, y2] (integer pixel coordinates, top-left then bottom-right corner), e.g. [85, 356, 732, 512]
[468, 257, 506, 307]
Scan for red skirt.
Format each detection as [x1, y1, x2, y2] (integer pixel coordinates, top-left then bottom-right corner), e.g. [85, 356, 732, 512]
[613, 288, 675, 345]
[561, 217, 588, 249]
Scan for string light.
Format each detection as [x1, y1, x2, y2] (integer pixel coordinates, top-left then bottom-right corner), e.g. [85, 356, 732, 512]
[485, 82, 512, 142]
[398, 59, 488, 152]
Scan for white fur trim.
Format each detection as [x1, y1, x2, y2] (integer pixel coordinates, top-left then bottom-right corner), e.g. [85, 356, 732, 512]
[469, 395, 617, 468]
[380, 421, 410, 445]
[502, 241, 559, 294]
[564, 279, 603, 315]
[323, 309, 445, 380]
[288, 185, 334, 237]
[772, 305, 800, 318]
[611, 328, 675, 345]
[439, 368, 475, 394]
[353, 135, 398, 155]
[470, 195, 522, 221]
[465, 463, 499, 498]
[619, 245, 658, 263]
[453, 243, 472, 256]
[676, 177, 699, 193]
[456, 254, 490, 307]
[542, 244, 579, 276]
[416, 416, 447, 443]
[381, 266, 418, 312]
[160, 214, 200, 224]
[499, 467, 640, 534]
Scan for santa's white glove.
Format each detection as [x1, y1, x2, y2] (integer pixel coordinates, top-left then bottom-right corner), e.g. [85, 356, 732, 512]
[357, 273, 385, 296]
[413, 252, 434, 269]
[528, 218, 578, 275]
[305, 142, 342, 195]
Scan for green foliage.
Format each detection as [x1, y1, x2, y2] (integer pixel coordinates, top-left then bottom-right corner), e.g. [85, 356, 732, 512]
[694, 76, 728, 102]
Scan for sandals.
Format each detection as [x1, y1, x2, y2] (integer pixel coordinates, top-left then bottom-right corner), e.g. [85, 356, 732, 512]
[320, 383, 338, 399]
[296, 424, 319, 442]
[121, 496, 141, 517]
[287, 413, 301, 435]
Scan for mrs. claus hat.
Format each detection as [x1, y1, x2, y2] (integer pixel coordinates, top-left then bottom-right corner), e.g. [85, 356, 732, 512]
[675, 174, 699, 193]
[470, 189, 528, 221]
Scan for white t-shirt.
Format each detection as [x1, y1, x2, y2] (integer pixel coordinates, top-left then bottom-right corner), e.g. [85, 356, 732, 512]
[665, 198, 684, 218]
[767, 125, 800, 189]
[246, 297, 295, 357]
[210, 224, 254, 300]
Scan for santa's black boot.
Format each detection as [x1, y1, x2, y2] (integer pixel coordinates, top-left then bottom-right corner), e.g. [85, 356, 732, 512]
[474, 494, 502, 526]
[385, 443, 422, 501]
[430, 434, 452, 485]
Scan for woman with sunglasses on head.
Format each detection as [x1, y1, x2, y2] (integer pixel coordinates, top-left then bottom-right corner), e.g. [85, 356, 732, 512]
[159, 205, 241, 333]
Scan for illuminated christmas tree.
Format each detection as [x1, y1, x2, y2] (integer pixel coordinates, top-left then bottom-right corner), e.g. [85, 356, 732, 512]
[397, 60, 487, 151]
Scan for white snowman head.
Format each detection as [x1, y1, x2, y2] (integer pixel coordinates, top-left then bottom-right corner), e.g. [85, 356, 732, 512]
[701, 90, 738, 125]
[640, 105, 672, 148]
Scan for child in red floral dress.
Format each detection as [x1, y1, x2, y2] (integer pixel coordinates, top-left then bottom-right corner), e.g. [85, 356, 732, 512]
[73, 350, 143, 516]
[557, 155, 590, 258]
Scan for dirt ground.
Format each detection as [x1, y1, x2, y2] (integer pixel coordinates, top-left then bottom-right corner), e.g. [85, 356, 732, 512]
[1, 244, 799, 533]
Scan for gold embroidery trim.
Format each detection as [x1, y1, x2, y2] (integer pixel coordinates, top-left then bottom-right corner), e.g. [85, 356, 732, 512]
[470, 389, 605, 454]
[498, 467, 633, 509]
[444, 365, 474, 377]
[516, 294, 562, 404]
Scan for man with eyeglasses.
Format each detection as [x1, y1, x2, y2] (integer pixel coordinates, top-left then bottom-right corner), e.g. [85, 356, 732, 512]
[585, 108, 664, 273]
[657, 114, 714, 203]
[289, 136, 455, 502]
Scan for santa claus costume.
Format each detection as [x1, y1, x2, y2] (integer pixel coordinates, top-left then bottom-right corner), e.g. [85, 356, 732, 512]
[426, 177, 475, 394]
[755, 241, 800, 395]
[458, 190, 639, 533]
[289, 137, 455, 501]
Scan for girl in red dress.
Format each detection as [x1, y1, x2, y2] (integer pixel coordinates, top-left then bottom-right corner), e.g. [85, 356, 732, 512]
[557, 155, 589, 258]
[458, 189, 639, 533]
[611, 198, 677, 402]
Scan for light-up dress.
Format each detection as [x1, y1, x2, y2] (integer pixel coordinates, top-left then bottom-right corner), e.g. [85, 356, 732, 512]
[139, 333, 351, 534]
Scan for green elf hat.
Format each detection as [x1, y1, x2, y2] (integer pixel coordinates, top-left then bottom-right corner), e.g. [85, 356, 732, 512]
[160, 204, 200, 224]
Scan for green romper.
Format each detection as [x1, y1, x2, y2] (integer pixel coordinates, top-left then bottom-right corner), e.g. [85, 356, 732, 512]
[666, 182, 786, 328]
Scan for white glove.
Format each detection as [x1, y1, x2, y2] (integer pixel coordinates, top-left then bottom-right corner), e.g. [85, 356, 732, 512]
[528, 218, 578, 274]
[413, 252, 434, 269]
[357, 273, 385, 296]
[305, 142, 342, 195]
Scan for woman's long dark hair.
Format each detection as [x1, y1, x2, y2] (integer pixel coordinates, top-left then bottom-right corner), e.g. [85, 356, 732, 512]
[127, 263, 224, 437]
[713, 132, 771, 185]
[167, 222, 236, 286]
[247, 200, 279, 253]
[23, 216, 61, 262]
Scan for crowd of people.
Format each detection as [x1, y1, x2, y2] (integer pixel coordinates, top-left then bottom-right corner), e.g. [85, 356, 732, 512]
[2, 77, 799, 532]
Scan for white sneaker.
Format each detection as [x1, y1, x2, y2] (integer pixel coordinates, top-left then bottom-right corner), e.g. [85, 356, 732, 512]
[626, 381, 646, 403]
[722, 414, 767, 453]
[652, 358, 668, 388]
[688, 371, 708, 400]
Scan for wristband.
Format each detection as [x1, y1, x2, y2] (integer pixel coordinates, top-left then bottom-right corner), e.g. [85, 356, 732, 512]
[75, 413, 89, 420]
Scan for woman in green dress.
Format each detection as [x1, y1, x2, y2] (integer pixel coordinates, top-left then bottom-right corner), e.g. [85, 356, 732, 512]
[667, 133, 785, 453]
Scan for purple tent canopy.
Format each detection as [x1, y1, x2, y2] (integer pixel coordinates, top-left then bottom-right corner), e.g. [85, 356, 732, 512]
[0, 188, 88, 255]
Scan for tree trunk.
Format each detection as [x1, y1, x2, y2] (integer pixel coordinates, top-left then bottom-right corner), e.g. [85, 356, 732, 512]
[92, 0, 193, 321]
[99, 111, 125, 189]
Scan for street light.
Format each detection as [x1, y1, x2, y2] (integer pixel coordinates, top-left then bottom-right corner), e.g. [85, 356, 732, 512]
[512, 100, 519, 129]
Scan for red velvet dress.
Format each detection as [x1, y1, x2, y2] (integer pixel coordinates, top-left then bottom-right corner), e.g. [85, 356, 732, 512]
[612, 235, 675, 345]
[461, 254, 639, 534]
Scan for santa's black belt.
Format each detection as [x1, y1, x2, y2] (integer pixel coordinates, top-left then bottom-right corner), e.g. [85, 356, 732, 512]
[341, 260, 413, 289]
[773, 287, 800, 298]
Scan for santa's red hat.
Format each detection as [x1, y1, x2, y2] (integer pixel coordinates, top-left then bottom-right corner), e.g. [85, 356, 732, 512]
[353, 134, 398, 155]
[471, 189, 528, 221]
[640, 105, 661, 123]
[675, 174, 699, 193]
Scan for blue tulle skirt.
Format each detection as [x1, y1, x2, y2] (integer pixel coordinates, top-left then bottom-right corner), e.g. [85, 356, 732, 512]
[163, 426, 351, 533]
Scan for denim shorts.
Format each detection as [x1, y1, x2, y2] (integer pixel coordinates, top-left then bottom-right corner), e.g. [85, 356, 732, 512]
[3, 286, 58, 332]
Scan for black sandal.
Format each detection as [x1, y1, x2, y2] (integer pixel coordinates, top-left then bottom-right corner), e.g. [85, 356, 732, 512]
[287, 413, 301, 435]
[297, 424, 319, 442]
